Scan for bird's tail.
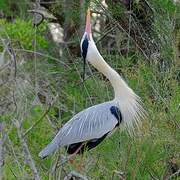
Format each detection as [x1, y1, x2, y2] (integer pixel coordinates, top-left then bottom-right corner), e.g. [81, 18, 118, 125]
[39, 141, 59, 158]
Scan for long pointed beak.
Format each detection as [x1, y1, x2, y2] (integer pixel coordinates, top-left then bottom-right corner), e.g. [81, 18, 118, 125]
[82, 9, 91, 81]
[83, 58, 86, 81]
[85, 8, 91, 38]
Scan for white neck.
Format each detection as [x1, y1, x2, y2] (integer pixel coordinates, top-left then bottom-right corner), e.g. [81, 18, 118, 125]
[86, 39, 145, 129]
[87, 41, 134, 99]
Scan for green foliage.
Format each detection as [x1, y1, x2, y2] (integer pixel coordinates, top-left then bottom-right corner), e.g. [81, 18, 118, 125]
[107, 2, 125, 19]
[0, 19, 48, 50]
[152, 0, 177, 15]
[2, 56, 180, 179]
[0, 0, 27, 18]
[0, 0, 179, 179]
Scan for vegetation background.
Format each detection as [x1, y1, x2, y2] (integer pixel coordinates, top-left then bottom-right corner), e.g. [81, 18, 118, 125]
[0, 0, 179, 179]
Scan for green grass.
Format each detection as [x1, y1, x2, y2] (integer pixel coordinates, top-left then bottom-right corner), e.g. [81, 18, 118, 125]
[2, 54, 179, 179]
[0, 4, 179, 179]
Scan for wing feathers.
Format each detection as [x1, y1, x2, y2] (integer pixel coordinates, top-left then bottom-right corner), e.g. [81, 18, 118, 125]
[39, 139, 59, 158]
[39, 101, 118, 158]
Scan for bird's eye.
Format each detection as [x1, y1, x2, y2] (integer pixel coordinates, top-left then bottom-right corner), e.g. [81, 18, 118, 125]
[81, 36, 89, 60]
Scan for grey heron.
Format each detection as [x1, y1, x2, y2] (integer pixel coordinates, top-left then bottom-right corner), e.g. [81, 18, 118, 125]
[39, 9, 145, 158]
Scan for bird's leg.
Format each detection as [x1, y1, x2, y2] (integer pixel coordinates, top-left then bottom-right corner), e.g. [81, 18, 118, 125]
[67, 143, 85, 171]
[67, 143, 84, 160]
[78, 152, 86, 171]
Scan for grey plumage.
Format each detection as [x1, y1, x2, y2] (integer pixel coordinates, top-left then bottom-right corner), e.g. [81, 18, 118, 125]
[39, 101, 119, 158]
[39, 8, 146, 159]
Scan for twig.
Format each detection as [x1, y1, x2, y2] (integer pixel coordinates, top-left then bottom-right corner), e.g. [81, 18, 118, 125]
[126, 2, 132, 57]
[0, 122, 6, 180]
[91, 10, 106, 16]
[23, 94, 58, 137]
[14, 120, 41, 180]
[50, 152, 61, 175]
[63, 171, 88, 180]
[28, 9, 57, 20]
[31, 11, 44, 27]
[145, 166, 159, 180]
[0, 62, 10, 73]
[168, 169, 180, 179]
[13, 48, 70, 68]
[12, 86, 40, 180]
[7, 42, 17, 79]
[23, 105, 51, 137]
[6, 136, 24, 175]
[96, 25, 117, 44]
[112, 170, 125, 180]
[8, 166, 18, 179]
[96, 0, 149, 60]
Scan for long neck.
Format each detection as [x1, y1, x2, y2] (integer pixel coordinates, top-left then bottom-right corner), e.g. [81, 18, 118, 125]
[86, 40, 145, 130]
[89, 51, 133, 99]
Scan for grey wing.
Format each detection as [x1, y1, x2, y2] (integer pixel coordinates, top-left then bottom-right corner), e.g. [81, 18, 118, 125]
[39, 101, 118, 158]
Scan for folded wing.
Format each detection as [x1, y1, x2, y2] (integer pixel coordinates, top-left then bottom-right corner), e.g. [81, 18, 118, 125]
[39, 101, 119, 158]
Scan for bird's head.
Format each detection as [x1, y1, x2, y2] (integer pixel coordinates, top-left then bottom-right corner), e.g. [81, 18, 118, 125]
[80, 9, 99, 80]
[80, 9, 91, 59]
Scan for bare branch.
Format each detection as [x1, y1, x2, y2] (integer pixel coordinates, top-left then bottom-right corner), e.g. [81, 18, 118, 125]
[23, 94, 58, 137]
[14, 120, 41, 180]
[96, 0, 150, 59]
[13, 48, 70, 68]
[7, 42, 17, 79]
[96, 25, 117, 44]
[64, 171, 89, 180]
[0, 122, 6, 180]
[23, 105, 51, 137]
[28, 9, 57, 20]
[168, 169, 180, 179]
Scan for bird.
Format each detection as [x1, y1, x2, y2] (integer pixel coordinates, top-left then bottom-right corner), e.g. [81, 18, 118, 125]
[39, 9, 146, 159]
